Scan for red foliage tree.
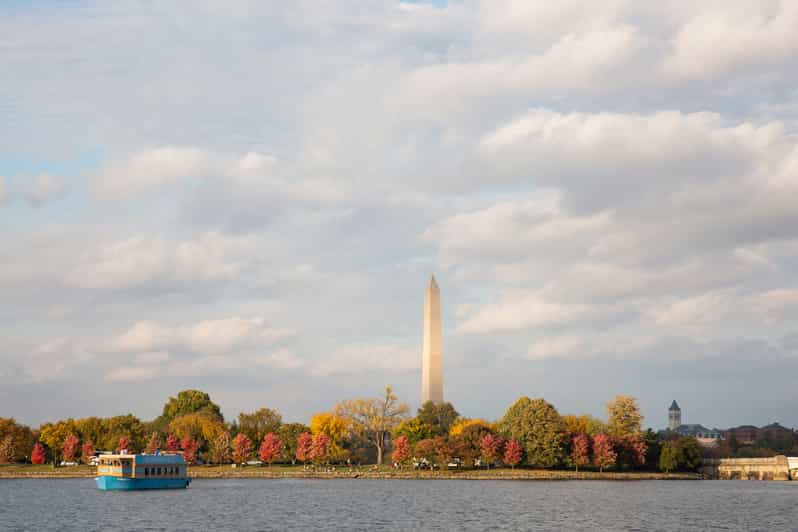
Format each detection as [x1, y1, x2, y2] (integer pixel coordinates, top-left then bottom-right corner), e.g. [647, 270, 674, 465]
[31, 442, 47, 464]
[258, 433, 282, 466]
[613, 434, 647, 468]
[145, 432, 161, 454]
[180, 437, 199, 464]
[118, 436, 130, 452]
[81, 441, 95, 465]
[503, 439, 523, 469]
[480, 433, 503, 469]
[296, 432, 313, 465]
[232, 433, 253, 464]
[310, 433, 330, 465]
[165, 434, 180, 452]
[391, 435, 410, 467]
[593, 434, 617, 472]
[571, 433, 590, 472]
[62, 434, 80, 463]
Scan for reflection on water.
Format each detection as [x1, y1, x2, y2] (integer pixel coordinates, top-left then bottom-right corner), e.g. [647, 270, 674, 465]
[1, 478, 797, 531]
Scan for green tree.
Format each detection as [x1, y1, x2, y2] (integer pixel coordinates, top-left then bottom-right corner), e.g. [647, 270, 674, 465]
[643, 429, 663, 470]
[563, 414, 607, 437]
[100, 415, 145, 452]
[498, 397, 567, 467]
[679, 437, 701, 470]
[416, 401, 459, 435]
[606, 395, 643, 437]
[159, 390, 223, 424]
[237, 408, 282, 447]
[278, 423, 310, 465]
[659, 441, 680, 472]
[393, 418, 436, 446]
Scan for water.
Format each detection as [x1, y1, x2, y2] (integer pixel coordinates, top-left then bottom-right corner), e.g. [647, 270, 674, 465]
[1, 479, 797, 531]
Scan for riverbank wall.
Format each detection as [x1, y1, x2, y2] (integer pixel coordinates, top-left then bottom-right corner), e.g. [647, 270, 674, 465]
[0, 465, 699, 481]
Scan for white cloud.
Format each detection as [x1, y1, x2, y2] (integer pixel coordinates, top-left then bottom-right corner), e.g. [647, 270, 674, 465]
[458, 293, 590, 334]
[662, 1, 798, 81]
[93, 146, 209, 199]
[527, 336, 584, 360]
[110, 316, 293, 355]
[64, 232, 250, 290]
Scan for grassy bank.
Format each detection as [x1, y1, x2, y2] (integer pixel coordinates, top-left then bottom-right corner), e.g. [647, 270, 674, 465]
[0, 464, 700, 481]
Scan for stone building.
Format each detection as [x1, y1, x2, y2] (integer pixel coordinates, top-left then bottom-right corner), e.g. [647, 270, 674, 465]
[668, 400, 682, 431]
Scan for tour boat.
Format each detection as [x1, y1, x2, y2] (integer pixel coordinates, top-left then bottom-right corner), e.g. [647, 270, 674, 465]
[95, 452, 191, 490]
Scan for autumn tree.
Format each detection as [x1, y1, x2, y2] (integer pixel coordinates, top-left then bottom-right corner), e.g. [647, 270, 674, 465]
[181, 437, 199, 464]
[296, 432, 313, 465]
[279, 424, 310, 465]
[416, 401, 459, 435]
[145, 432, 161, 454]
[455, 423, 494, 467]
[393, 418, 436, 445]
[571, 433, 590, 472]
[449, 419, 494, 437]
[62, 434, 80, 462]
[39, 419, 78, 462]
[168, 412, 225, 452]
[0, 436, 14, 464]
[503, 439, 522, 469]
[31, 442, 47, 464]
[237, 408, 282, 447]
[159, 389, 223, 425]
[606, 395, 643, 437]
[593, 434, 616, 472]
[614, 434, 647, 469]
[81, 441, 95, 464]
[0, 418, 36, 464]
[232, 433, 253, 464]
[310, 433, 330, 465]
[165, 434, 180, 452]
[310, 412, 349, 460]
[210, 431, 232, 464]
[334, 386, 409, 465]
[259, 433, 282, 466]
[480, 433, 503, 469]
[118, 436, 131, 452]
[563, 414, 607, 437]
[414, 436, 452, 471]
[391, 435, 410, 467]
[499, 397, 567, 467]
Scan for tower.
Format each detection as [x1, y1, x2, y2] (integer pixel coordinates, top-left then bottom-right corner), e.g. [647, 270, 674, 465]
[668, 400, 682, 431]
[421, 275, 443, 404]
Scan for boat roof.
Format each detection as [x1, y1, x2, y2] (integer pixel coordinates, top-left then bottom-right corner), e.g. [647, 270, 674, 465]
[100, 453, 186, 464]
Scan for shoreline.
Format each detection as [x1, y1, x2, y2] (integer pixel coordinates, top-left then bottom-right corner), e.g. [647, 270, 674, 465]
[0, 465, 700, 481]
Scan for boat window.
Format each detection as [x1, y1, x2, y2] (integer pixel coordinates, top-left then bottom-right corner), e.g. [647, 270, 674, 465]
[157, 467, 162, 475]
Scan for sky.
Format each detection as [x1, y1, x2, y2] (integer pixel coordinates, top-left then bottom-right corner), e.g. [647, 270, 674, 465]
[2, 0, 798, 430]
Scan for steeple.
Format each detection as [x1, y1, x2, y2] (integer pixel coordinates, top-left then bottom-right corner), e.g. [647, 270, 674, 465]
[669, 400, 680, 412]
[668, 400, 682, 430]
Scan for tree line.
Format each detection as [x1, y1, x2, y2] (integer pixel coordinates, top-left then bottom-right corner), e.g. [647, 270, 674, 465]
[1, 388, 703, 472]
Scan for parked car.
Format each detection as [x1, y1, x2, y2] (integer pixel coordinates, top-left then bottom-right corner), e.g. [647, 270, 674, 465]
[60, 461, 79, 466]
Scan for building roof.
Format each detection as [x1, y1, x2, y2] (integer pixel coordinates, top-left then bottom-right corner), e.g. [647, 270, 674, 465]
[669, 400, 680, 411]
[675, 424, 720, 437]
[760, 422, 791, 431]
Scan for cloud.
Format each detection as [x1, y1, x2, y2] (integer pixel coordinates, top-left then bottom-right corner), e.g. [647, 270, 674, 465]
[310, 344, 419, 377]
[662, 2, 798, 81]
[24, 173, 68, 206]
[0, 176, 9, 204]
[93, 146, 209, 199]
[110, 316, 293, 355]
[64, 232, 251, 290]
[458, 293, 591, 334]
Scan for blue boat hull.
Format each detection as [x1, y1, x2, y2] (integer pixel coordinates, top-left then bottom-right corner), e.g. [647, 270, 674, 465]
[96, 476, 191, 490]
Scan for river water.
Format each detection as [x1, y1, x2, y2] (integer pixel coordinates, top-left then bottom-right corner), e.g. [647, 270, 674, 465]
[1, 478, 796, 531]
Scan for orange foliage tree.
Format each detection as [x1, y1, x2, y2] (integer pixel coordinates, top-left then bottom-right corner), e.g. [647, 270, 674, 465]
[232, 433, 253, 464]
[81, 441, 95, 464]
[571, 433, 590, 472]
[296, 432, 313, 465]
[258, 433, 282, 466]
[181, 437, 199, 464]
[480, 433, 503, 469]
[391, 435, 410, 467]
[593, 434, 617, 472]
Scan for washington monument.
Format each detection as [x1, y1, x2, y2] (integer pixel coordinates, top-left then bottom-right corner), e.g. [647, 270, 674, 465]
[421, 275, 443, 404]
